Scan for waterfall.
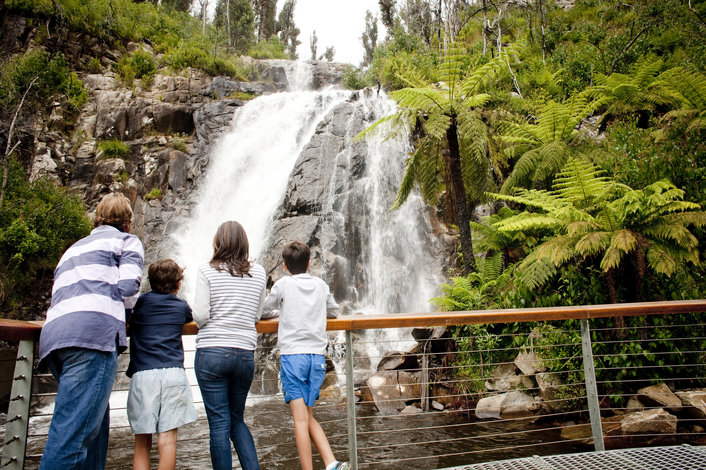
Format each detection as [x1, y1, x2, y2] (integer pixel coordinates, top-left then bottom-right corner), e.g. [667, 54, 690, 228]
[170, 62, 446, 371]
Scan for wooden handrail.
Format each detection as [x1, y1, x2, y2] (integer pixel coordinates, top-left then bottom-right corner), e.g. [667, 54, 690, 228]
[3, 300, 705, 341]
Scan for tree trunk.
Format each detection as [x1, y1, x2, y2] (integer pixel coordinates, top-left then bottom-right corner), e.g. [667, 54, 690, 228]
[446, 119, 476, 273]
[226, 0, 231, 48]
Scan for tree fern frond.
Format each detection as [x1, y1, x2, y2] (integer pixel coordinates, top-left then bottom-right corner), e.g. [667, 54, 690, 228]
[646, 245, 678, 276]
[576, 231, 611, 256]
[518, 251, 557, 289]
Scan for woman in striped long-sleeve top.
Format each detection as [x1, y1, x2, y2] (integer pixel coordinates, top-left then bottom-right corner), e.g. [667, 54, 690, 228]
[192, 220, 274, 470]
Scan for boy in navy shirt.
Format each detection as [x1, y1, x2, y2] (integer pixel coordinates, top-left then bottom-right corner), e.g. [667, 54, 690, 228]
[126, 259, 197, 470]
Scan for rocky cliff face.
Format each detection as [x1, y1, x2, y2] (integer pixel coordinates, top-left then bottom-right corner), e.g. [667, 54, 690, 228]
[23, 47, 349, 270]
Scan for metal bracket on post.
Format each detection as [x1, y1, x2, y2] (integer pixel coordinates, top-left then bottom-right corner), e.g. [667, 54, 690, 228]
[1, 340, 35, 469]
[580, 318, 605, 452]
[345, 330, 358, 470]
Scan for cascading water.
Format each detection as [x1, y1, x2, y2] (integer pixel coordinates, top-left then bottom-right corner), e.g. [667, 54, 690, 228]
[170, 62, 446, 374]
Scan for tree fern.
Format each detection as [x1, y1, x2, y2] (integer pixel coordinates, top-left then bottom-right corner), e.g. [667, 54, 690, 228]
[658, 67, 706, 134]
[487, 159, 706, 299]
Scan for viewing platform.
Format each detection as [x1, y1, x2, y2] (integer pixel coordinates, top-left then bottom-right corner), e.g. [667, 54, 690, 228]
[1, 300, 705, 469]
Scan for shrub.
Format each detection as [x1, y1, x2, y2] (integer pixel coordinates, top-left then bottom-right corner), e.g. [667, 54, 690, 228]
[0, 159, 91, 319]
[247, 36, 287, 59]
[114, 50, 156, 86]
[144, 187, 163, 201]
[97, 139, 130, 160]
[0, 50, 87, 112]
[168, 137, 187, 152]
[342, 66, 372, 90]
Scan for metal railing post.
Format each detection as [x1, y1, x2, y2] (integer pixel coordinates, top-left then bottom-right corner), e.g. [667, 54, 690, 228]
[1, 340, 35, 469]
[580, 318, 604, 452]
[345, 330, 358, 469]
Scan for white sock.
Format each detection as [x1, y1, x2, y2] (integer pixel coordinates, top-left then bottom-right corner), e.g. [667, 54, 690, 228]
[325, 461, 339, 470]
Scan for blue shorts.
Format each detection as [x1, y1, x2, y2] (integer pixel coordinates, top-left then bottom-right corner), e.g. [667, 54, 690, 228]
[280, 354, 326, 407]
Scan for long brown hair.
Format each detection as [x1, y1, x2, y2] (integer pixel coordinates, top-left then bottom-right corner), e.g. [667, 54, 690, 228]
[210, 221, 252, 277]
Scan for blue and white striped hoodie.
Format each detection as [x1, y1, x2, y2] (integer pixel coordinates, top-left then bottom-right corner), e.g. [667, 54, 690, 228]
[38, 225, 144, 367]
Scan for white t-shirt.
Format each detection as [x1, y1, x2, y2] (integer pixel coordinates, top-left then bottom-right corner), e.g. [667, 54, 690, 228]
[262, 273, 340, 355]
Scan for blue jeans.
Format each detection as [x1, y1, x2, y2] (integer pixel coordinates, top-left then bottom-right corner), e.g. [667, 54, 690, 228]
[195, 347, 260, 470]
[39, 346, 118, 470]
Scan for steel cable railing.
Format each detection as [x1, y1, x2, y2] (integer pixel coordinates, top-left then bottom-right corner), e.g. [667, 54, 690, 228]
[1, 301, 705, 469]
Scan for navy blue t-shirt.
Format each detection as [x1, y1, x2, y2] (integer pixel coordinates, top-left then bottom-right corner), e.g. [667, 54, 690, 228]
[127, 291, 192, 377]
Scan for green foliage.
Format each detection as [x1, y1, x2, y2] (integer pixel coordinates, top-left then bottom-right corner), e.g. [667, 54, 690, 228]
[499, 93, 602, 192]
[144, 187, 163, 201]
[97, 139, 130, 160]
[247, 35, 287, 59]
[342, 66, 373, 90]
[489, 159, 706, 298]
[0, 159, 91, 318]
[168, 137, 187, 152]
[114, 51, 156, 86]
[0, 49, 87, 112]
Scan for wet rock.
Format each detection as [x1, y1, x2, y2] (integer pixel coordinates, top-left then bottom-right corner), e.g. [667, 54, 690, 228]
[475, 394, 505, 419]
[377, 351, 419, 371]
[431, 400, 445, 411]
[637, 383, 682, 413]
[366, 370, 421, 413]
[401, 405, 422, 415]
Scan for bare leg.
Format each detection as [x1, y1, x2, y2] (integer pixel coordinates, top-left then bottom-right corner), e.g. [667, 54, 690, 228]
[157, 429, 178, 470]
[290, 399, 314, 470]
[133, 434, 152, 470]
[306, 407, 335, 467]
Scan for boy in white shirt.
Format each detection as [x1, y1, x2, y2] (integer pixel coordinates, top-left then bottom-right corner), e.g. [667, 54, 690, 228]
[262, 241, 349, 470]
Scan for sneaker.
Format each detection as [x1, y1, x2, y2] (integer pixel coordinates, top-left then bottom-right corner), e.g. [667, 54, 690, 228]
[333, 463, 350, 470]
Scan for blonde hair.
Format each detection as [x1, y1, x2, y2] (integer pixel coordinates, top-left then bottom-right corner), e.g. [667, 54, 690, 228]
[94, 193, 133, 229]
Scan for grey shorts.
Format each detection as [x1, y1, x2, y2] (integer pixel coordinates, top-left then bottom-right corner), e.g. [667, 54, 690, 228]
[127, 367, 198, 434]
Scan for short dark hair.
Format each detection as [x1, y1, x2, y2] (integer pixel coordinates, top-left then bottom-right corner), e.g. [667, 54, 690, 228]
[148, 259, 184, 294]
[282, 241, 310, 275]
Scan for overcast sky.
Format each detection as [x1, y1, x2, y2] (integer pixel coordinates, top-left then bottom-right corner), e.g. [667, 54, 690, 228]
[283, 0, 385, 65]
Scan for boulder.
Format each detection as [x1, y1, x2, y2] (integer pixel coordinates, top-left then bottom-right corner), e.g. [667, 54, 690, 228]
[377, 351, 419, 371]
[366, 370, 421, 414]
[615, 408, 677, 436]
[475, 394, 505, 420]
[401, 405, 422, 415]
[637, 383, 682, 413]
[676, 389, 706, 421]
[485, 362, 522, 392]
[536, 372, 569, 412]
[500, 390, 542, 419]
[626, 397, 645, 410]
[514, 350, 546, 376]
[319, 384, 343, 403]
[92, 158, 126, 186]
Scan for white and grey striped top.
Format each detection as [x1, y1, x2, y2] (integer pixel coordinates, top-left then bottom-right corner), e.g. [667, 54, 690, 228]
[192, 263, 267, 350]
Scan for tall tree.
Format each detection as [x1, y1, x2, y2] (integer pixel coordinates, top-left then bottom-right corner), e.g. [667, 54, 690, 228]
[255, 0, 277, 41]
[358, 47, 514, 273]
[310, 30, 318, 61]
[379, 0, 396, 31]
[215, 0, 255, 52]
[277, 0, 301, 59]
[361, 10, 378, 66]
[400, 0, 434, 46]
[162, 0, 192, 11]
[322, 46, 335, 62]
